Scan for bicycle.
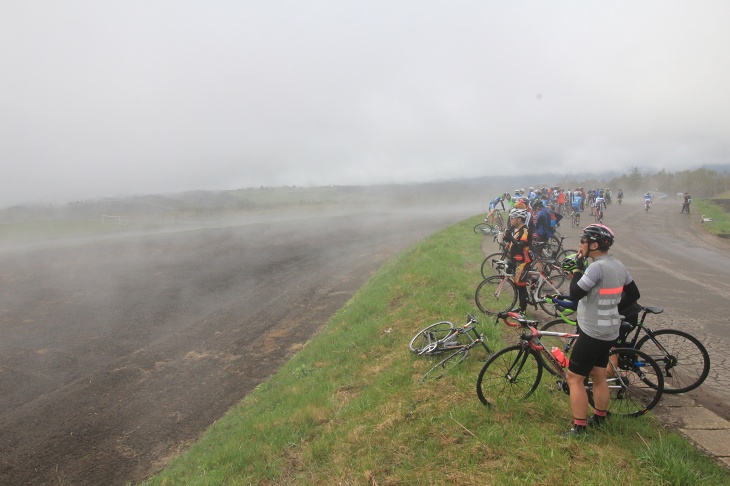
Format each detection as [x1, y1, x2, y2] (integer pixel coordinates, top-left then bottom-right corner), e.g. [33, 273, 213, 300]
[481, 237, 574, 281]
[473, 220, 496, 236]
[540, 301, 710, 394]
[594, 202, 604, 224]
[474, 261, 567, 317]
[409, 314, 493, 382]
[474, 211, 505, 236]
[571, 210, 581, 228]
[476, 312, 664, 417]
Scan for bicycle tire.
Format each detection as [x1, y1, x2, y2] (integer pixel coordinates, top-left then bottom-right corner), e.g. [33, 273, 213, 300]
[421, 348, 468, 382]
[536, 279, 564, 317]
[474, 223, 494, 235]
[409, 321, 455, 355]
[476, 344, 543, 407]
[475, 276, 518, 315]
[542, 261, 567, 289]
[588, 348, 664, 417]
[635, 329, 710, 394]
[480, 252, 507, 279]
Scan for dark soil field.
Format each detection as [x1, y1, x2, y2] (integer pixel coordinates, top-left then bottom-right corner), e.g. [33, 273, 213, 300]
[0, 208, 472, 485]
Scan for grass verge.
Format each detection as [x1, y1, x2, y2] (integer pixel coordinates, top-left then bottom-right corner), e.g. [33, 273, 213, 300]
[143, 217, 729, 485]
[694, 199, 730, 237]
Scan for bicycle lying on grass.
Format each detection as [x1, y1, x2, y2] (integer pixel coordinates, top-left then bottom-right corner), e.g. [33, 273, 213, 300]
[474, 210, 505, 236]
[410, 314, 493, 382]
[540, 298, 710, 394]
[476, 312, 664, 417]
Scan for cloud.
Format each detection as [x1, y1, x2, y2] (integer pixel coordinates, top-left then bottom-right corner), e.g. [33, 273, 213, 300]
[2, 1, 729, 206]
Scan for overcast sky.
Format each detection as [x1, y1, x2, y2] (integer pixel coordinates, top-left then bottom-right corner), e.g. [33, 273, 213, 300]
[2, 1, 729, 207]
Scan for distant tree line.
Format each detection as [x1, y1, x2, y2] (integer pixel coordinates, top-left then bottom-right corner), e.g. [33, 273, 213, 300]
[559, 167, 730, 198]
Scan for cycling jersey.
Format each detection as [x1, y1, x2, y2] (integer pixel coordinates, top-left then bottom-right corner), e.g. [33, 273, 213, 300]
[572, 196, 583, 211]
[575, 255, 633, 341]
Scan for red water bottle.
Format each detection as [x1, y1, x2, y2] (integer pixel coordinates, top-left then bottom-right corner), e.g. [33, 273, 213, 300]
[551, 347, 569, 368]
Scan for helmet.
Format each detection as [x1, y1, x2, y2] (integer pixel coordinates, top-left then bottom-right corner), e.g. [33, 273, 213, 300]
[531, 198, 543, 208]
[561, 253, 578, 272]
[509, 208, 529, 221]
[582, 224, 615, 250]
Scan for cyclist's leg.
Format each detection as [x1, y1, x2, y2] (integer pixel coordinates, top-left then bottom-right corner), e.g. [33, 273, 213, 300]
[513, 261, 530, 313]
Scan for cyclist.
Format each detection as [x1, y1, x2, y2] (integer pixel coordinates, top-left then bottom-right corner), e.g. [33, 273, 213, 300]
[617, 189, 623, 205]
[503, 208, 532, 315]
[486, 192, 510, 225]
[533, 199, 558, 243]
[571, 192, 583, 217]
[560, 224, 639, 436]
[594, 194, 605, 221]
[681, 192, 691, 214]
[644, 193, 652, 211]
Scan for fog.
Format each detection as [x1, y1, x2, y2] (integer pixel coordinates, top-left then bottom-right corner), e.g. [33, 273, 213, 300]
[2, 1, 730, 207]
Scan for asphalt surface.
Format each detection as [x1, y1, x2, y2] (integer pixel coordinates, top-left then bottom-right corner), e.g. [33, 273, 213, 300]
[534, 198, 730, 469]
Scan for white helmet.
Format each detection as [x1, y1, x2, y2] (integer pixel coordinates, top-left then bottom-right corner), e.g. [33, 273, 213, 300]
[509, 208, 529, 220]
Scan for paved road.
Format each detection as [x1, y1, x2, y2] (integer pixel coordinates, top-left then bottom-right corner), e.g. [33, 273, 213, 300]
[596, 198, 730, 418]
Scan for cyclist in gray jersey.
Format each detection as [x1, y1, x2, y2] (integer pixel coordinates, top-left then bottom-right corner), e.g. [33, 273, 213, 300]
[560, 224, 640, 436]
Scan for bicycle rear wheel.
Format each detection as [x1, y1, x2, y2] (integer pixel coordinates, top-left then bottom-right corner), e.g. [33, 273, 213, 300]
[480, 252, 507, 279]
[421, 348, 468, 382]
[409, 321, 455, 355]
[588, 348, 663, 417]
[636, 329, 710, 394]
[475, 276, 518, 315]
[476, 345, 542, 407]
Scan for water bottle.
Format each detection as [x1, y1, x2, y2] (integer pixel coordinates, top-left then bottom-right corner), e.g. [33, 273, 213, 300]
[551, 347, 569, 368]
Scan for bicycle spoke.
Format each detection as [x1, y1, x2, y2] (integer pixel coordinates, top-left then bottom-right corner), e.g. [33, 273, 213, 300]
[590, 349, 663, 417]
[476, 345, 542, 407]
[636, 329, 710, 393]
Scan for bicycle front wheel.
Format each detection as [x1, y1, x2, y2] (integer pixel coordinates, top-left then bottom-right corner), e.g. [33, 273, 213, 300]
[421, 348, 468, 382]
[536, 279, 565, 316]
[474, 223, 494, 235]
[475, 276, 517, 315]
[588, 348, 664, 417]
[476, 345, 543, 407]
[636, 329, 710, 394]
[409, 321, 455, 355]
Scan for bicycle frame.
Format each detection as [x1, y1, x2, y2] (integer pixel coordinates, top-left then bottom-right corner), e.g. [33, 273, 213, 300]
[501, 311, 576, 377]
[482, 312, 664, 414]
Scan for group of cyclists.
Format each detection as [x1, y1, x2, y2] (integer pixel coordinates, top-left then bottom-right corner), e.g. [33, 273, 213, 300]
[482, 188, 644, 436]
[486, 186, 617, 230]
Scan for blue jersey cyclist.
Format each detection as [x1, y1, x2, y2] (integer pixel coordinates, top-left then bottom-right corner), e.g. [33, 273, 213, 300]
[487, 193, 510, 225]
[571, 194, 583, 214]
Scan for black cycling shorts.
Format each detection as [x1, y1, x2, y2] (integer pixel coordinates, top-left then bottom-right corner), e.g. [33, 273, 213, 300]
[568, 329, 615, 377]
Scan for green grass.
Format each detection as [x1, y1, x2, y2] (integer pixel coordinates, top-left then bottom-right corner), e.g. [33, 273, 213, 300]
[694, 199, 730, 237]
[142, 216, 730, 486]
